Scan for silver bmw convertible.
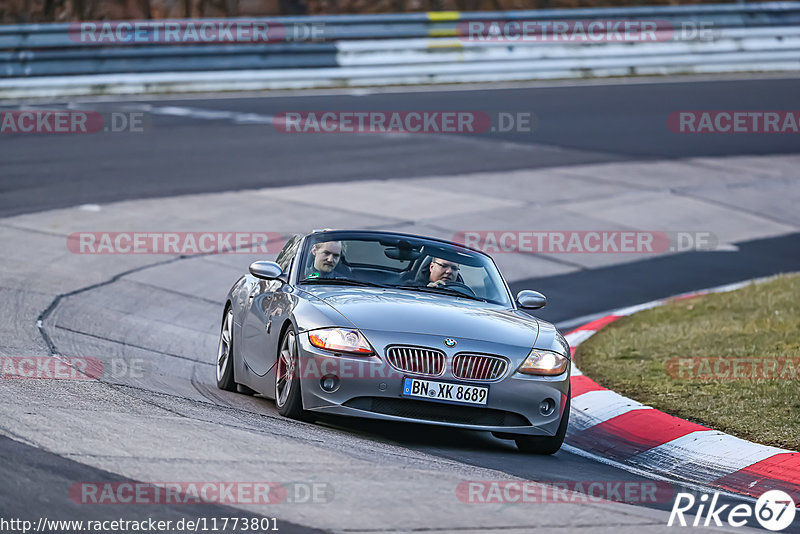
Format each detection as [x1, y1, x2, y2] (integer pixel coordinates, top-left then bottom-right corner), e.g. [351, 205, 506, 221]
[216, 230, 571, 454]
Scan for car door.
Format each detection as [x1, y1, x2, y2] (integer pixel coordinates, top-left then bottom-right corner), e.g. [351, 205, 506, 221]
[240, 235, 301, 377]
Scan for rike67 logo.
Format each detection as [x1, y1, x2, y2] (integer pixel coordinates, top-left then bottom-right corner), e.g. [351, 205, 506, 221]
[668, 490, 796, 531]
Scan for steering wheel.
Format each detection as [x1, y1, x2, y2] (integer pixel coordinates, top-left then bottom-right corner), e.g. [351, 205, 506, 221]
[437, 280, 477, 297]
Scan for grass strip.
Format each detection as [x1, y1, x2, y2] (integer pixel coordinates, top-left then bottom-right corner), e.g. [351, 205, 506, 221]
[574, 273, 800, 451]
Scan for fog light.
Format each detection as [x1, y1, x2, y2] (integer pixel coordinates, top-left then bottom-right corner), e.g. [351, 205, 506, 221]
[320, 374, 339, 392]
[539, 398, 555, 416]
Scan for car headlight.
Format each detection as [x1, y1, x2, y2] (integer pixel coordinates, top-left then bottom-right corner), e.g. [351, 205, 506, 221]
[308, 328, 373, 355]
[517, 349, 569, 376]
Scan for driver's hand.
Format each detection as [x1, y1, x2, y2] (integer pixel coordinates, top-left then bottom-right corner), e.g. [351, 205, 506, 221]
[427, 279, 446, 288]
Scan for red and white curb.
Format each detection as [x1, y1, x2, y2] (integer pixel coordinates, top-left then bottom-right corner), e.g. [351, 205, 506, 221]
[564, 278, 800, 504]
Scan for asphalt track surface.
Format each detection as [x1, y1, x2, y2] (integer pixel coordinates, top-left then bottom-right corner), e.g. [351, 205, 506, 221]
[2, 76, 800, 217]
[2, 76, 800, 533]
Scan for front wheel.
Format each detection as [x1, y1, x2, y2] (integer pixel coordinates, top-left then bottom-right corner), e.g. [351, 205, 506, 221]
[515, 394, 570, 455]
[275, 328, 315, 422]
[216, 308, 236, 391]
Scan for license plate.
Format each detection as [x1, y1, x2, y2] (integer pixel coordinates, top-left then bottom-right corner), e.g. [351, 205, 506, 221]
[402, 377, 488, 405]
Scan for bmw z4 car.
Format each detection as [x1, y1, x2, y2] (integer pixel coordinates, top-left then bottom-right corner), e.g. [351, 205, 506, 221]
[216, 230, 571, 454]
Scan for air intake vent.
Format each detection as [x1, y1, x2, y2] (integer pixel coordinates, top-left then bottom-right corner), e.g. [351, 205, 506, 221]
[386, 346, 445, 376]
[452, 353, 508, 381]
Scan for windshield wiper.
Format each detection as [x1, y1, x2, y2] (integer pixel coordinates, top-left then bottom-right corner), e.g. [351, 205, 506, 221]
[395, 285, 488, 303]
[299, 277, 389, 288]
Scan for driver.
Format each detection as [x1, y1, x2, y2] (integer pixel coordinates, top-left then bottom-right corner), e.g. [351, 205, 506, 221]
[307, 240, 345, 279]
[427, 258, 460, 288]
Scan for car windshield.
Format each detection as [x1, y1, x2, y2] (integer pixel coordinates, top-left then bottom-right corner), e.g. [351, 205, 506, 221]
[297, 233, 512, 306]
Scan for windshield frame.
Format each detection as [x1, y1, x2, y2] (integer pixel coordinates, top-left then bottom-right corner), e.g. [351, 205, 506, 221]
[293, 230, 514, 307]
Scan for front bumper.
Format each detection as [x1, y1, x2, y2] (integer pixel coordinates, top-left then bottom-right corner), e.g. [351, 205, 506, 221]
[296, 330, 570, 436]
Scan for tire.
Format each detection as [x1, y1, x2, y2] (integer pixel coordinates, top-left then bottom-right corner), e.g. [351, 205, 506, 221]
[216, 307, 236, 391]
[515, 394, 570, 455]
[275, 328, 315, 422]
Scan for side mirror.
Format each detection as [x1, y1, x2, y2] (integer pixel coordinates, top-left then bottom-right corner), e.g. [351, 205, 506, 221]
[516, 290, 546, 310]
[249, 261, 283, 280]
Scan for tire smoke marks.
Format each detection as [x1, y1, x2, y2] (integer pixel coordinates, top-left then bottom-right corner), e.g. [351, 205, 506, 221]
[0, 357, 148, 380]
[458, 20, 717, 42]
[273, 111, 536, 134]
[0, 110, 146, 134]
[69, 482, 333, 505]
[666, 358, 800, 380]
[456, 480, 675, 504]
[67, 232, 286, 255]
[68, 21, 326, 44]
[453, 230, 718, 254]
[668, 111, 800, 133]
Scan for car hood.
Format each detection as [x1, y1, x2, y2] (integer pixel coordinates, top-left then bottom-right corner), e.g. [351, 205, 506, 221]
[298, 286, 539, 347]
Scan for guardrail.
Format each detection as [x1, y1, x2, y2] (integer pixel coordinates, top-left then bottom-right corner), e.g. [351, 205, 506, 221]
[1, 2, 799, 97]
